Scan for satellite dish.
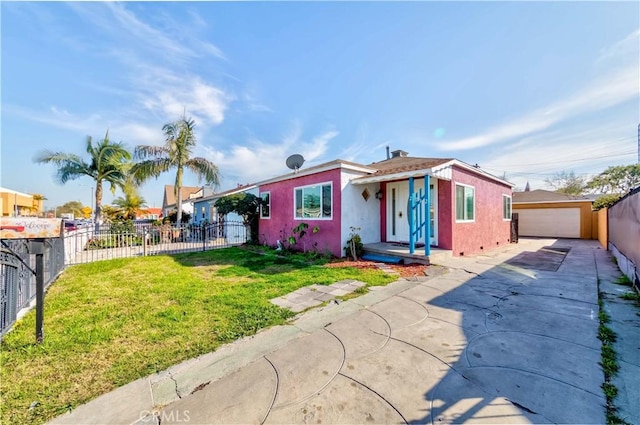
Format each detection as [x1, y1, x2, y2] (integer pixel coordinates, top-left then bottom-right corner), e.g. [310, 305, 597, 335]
[286, 154, 305, 171]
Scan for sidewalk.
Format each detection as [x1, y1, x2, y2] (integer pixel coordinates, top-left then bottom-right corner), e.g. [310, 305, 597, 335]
[50, 238, 631, 424]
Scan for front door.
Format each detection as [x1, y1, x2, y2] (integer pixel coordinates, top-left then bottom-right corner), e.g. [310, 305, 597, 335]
[386, 180, 437, 245]
[386, 182, 410, 243]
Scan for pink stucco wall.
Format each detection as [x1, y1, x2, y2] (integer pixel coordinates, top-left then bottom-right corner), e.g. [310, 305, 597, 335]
[259, 168, 343, 257]
[449, 166, 512, 256]
[437, 179, 453, 250]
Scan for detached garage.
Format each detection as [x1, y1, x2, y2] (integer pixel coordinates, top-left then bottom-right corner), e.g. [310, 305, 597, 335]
[513, 190, 596, 239]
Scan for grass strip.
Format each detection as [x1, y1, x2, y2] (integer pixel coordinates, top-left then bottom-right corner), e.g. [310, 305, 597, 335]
[597, 293, 630, 425]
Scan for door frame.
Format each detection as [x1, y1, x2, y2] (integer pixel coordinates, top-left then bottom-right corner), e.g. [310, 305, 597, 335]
[386, 182, 408, 243]
[385, 179, 438, 245]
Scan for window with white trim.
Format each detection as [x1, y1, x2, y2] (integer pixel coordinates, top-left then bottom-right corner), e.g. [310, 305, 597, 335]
[294, 182, 332, 219]
[455, 184, 475, 222]
[503, 194, 512, 220]
[260, 192, 270, 218]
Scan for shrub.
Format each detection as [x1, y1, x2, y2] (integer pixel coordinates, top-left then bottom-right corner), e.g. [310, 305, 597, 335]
[344, 226, 364, 260]
[593, 194, 622, 211]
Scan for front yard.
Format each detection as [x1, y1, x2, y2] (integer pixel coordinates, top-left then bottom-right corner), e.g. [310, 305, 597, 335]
[0, 247, 396, 424]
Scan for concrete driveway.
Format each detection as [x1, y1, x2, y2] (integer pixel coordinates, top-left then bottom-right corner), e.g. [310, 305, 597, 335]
[51, 238, 607, 424]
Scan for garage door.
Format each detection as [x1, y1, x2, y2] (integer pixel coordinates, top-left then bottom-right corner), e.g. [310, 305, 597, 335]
[517, 208, 580, 238]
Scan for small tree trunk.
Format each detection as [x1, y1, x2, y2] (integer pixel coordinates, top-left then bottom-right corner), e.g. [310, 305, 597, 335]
[94, 181, 103, 232]
[175, 168, 183, 225]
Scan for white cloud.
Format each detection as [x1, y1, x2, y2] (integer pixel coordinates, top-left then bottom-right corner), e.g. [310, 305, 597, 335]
[199, 127, 338, 188]
[438, 29, 639, 152]
[335, 122, 390, 163]
[2, 104, 100, 133]
[138, 75, 231, 127]
[480, 119, 637, 191]
[598, 28, 640, 64]
[69, 3, 224, 62]
[115, 123, 164, 146]
[438, 66, 639, 151]
[64, 3, 233, 127]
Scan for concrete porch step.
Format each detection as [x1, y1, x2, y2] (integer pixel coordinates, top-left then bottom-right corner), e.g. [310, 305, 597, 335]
[363, 242, 453, 266]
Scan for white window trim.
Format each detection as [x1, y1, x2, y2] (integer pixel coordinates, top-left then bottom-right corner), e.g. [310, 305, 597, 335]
[502, 194, 512, 221]
[293, 181, 333, 220]
[455, 182, 475, 223]
[260, 192, 271, 219]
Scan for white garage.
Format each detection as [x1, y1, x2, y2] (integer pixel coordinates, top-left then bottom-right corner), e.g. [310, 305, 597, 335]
[516, 207, 581, 238]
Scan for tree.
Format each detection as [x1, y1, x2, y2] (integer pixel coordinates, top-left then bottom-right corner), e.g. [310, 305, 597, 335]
[100, 205, 123, 222]
[166, 210, 191, 224]
[544, 171, 586, 195]
[56, 201, 85, 217]
[34, 131, 132, 228]
[112, 191, 147, 220]
[592, 194, 622, 211]
[112, 167, 148, 220]
[215, 193, 261, 242]
[31, 194, 47, 217]
[586, 164, 640, 195]
[132, 117, 220, 224]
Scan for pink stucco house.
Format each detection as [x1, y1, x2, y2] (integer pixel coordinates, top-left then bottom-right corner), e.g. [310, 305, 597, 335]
[257, 150, 513, 260]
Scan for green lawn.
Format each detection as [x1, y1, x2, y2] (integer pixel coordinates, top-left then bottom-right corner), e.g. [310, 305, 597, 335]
[0, 247, 395, 424]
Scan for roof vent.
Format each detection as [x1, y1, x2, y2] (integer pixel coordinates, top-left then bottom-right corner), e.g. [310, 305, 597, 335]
[391, 149, 408, 158]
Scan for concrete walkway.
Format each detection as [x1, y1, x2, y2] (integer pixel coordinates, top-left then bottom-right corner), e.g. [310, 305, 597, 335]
[270, 279, 369, 312]
[50, 238, 622, 424]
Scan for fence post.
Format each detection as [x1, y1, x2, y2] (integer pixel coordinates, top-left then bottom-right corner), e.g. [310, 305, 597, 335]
[143, 228, 148, 257]
[28, 239, 45, 343]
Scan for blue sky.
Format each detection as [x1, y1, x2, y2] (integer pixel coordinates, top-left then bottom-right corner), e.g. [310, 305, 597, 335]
[2, 2, 638, 210]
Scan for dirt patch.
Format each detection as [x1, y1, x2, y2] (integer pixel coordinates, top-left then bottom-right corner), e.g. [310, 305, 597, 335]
[325, 260, 433, 278]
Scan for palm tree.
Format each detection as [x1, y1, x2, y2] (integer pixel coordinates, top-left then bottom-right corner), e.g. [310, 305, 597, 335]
[34, 131, 131, 228]
[132, 117, 220, 224]
[112, 181, 148, 220]
[31, 194, 47, 217]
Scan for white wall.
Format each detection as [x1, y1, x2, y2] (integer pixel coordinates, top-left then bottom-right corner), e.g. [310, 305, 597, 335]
[340, 170, 381, 254]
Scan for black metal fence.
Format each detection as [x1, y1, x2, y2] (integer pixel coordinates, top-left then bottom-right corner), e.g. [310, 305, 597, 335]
[1, 238, 65, 336]
[64, 221, 249, 265]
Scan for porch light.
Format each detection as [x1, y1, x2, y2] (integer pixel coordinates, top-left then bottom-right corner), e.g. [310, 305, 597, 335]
[375, 190, 383, 200]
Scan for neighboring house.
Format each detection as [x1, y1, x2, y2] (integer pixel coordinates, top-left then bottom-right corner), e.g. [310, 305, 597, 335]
[513, 190, 597, 239]
[257, 149, 513, 258]
[0, 187, 36, 217]
[161, 185, 213, 218]
[135, 207, 162, 221]
[192, 184, 258, 225]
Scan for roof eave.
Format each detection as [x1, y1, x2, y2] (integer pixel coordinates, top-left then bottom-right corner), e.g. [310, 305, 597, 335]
[256, 161, 375, 187]
[448, 160, 515, 187]
[513, 199, 594, 205]
[195, 184, 258, 203]
[351, 168, 447, 185]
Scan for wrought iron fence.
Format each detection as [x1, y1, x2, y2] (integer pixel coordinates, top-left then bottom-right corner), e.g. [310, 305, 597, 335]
[1, 221, 247, 336]
[1, 238, 65, 336]
[64, 221, 249, 265]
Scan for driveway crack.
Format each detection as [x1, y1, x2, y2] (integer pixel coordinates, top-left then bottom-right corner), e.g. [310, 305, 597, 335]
[338, 372, 408, 424]
[261, 356, 280, 425]
[168, 373, 182, 399]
